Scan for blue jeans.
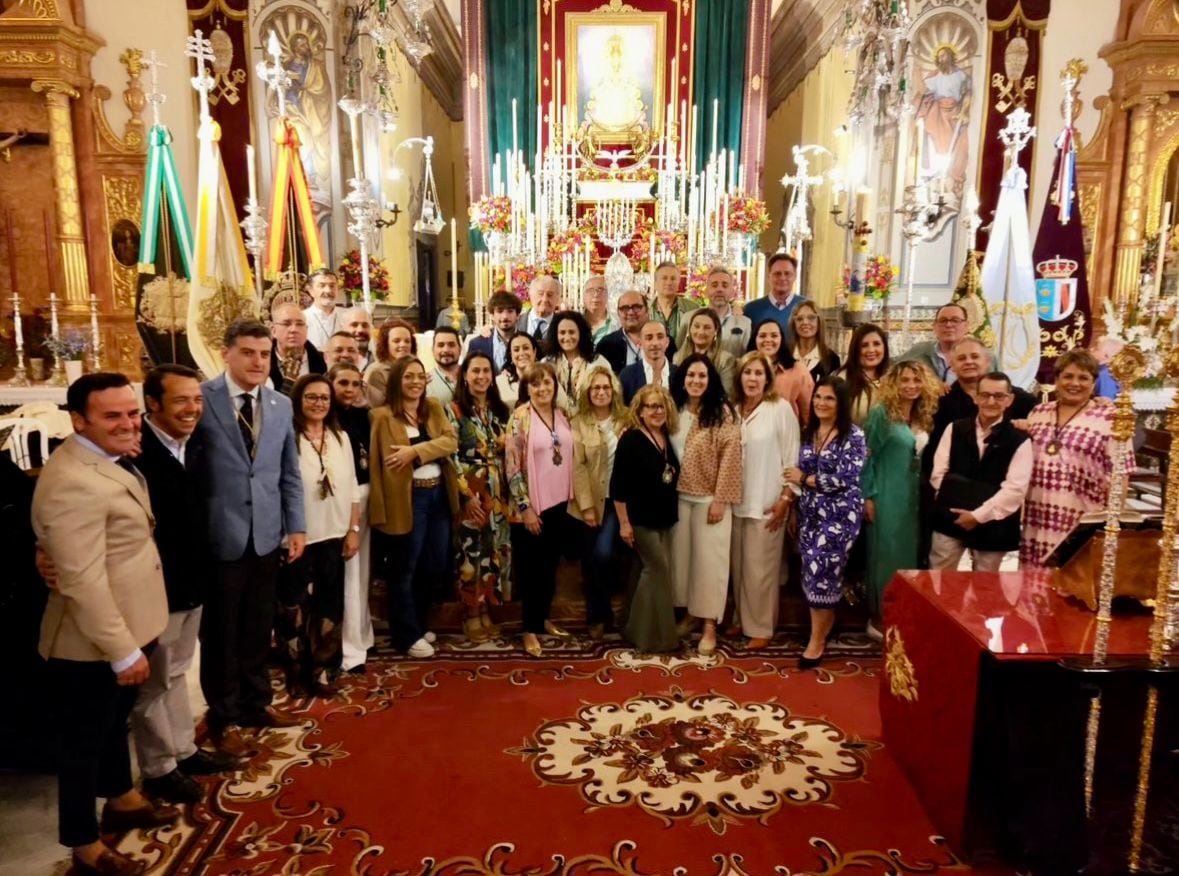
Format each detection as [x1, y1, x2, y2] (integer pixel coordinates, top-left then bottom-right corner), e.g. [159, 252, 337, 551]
[386, 483, 451, 651]
[579, 505, 620, 625]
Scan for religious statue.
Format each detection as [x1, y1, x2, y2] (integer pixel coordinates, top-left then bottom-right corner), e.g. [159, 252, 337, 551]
[914, 45, 972, 206]
[584, 33, 647, 133]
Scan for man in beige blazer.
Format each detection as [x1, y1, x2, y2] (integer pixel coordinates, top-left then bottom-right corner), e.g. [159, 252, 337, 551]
[33, 372, 179, 876]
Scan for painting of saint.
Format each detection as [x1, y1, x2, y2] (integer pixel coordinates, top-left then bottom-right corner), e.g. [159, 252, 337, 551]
[914, 43, 973, 207]
[569, 18, 663, 141]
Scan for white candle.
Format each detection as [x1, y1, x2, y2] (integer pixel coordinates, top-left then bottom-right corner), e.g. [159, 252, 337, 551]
[49, 292, 60, 337]
[450, 218, 458, 301]
[711, 99, 719, 164]
[12, 294, 23, 348]
[649, 232, 657, 289]
[512, 98, 518, 156]
[246, 144, 258, 204]
[347, 111, 362, 179]
[89, 295, 101, 362]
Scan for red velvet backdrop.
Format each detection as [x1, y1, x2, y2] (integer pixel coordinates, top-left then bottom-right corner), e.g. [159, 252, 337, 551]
[975, 0, 1050, 252]
[187, 0, 253, 221]
[538, 0, 693, 160]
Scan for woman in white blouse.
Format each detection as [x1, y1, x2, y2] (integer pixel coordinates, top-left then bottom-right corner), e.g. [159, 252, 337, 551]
[730, 352, 799, 648]
[280, 375, 361, 698]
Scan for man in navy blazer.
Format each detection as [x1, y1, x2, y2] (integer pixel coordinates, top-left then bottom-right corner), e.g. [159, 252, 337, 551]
[466, 291, 522, 371]
[619, 320, 677, 404]
[742, 253, 807, 336]
[197, 319, 306, 744]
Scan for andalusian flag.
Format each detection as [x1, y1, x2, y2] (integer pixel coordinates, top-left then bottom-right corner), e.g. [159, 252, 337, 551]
[135, 124, 197, 368]
[188, 115, 258, 378]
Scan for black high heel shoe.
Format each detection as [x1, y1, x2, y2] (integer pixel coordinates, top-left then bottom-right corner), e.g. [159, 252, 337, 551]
[798, 653, 824, 670]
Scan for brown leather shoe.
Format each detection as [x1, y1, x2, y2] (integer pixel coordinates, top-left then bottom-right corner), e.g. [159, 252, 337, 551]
[208, 724, 251, 757]
[99, 800, 181, 833]
[746, 637, 771, 650]
[72, 848, 147, 875]
[239, 707, 302, 730]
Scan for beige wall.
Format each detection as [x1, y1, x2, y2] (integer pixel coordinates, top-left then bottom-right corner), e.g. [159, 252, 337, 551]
[1029, 0, 1119, 233]
[761, 48, 853, 307]
[86, 0, 197, 218]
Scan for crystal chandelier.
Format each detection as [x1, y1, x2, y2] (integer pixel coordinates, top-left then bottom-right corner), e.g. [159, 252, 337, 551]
[842, 0, 912, 129]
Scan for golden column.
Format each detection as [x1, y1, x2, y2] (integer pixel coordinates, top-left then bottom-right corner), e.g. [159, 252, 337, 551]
[1113, 94, 1169, 309]
[31, 78, 90, 311]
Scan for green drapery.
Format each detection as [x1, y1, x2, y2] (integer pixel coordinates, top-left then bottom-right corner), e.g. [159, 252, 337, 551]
[691, 0, 747, 176]
[483, 0, 538, 179]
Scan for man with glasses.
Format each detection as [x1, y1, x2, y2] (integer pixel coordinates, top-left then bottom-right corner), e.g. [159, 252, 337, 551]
[743, 253, 805, 335]
[583, 274, 618, 344]
[597, 289, 677, 374]
[928, 371, 1032, 571]
[899, 302, 976, 383]
[269, 301, 326, 394]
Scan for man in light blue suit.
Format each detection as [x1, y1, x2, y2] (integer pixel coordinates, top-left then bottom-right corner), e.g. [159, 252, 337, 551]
[197, 319, 306, 745]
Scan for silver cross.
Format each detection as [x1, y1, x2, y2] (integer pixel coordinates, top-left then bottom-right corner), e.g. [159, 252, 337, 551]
[185, 29, 215, 123]
[255, 31, 292, 118]
[143, 49, 167, 128]
[998, 107, 1036, 164]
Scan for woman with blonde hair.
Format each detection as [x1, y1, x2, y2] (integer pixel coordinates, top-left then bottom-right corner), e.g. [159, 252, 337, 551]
[612, 384, 682, 653]
[861, 360, 940, 636]
[568, 365, 629, 638]
[730, 352, 800, 648]
[673, 309, 738, 396]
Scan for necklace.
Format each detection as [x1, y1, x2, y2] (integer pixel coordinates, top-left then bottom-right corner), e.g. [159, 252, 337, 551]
[304, 428, 334, 499]
[1047, 400, 1089, 456]
[643, 426, 676, 484]
[530, 403, 563, 465]
[815, 424, 837, 454]
[741, 398, 763, 420]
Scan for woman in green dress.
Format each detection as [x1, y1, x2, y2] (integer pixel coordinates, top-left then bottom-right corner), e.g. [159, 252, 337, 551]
[861, 361, 941, 638]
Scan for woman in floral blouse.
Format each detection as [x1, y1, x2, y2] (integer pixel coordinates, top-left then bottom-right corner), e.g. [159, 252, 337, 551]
[786, 376, 866, 669]
[449, 351, 511, 643]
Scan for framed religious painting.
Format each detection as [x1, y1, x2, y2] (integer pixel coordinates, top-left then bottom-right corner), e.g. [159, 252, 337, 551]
[564, 13, 667, 146]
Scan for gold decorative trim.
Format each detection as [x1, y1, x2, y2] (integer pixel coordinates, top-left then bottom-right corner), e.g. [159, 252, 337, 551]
[592, 0, 641, 11]
[102, 175, 141, 311]
[884, 626, 918, 703]
[30, 78, 79, 99]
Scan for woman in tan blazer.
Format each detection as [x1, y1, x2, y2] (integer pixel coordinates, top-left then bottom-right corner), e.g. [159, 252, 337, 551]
[567, 365, 628, 639]
[369, 356, 458, 658]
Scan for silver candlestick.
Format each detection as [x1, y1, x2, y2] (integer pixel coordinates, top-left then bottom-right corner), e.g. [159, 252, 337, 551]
[342, 177, 381, 314]
[7, 292, 30, 386]
[47, 292, 67, 386]
[88, 294, 103, 371]
[240, 197, 268, 297]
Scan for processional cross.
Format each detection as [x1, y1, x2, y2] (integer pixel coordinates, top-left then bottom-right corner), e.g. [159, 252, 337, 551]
[255, 32, 291, 118]
[143, 50, 167, 128]
[185, 30, 215, 125]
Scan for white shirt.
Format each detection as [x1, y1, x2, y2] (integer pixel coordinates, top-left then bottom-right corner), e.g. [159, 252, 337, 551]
[598, 416, 619, 485]
[426, 367, 458, 405]
[297, 429, 360, 543]
[145, 416, 187, 466]
[405, 424, 442, 480]
[642, 356, 671, 390]
[930, 415, 1034, 524]
[734, 398, 799, 519]
[225, 372, 263, 434]
[303, 305, 339, 351]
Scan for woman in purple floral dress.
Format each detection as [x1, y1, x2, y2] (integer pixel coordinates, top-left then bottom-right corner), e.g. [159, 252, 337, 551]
[786, 376, 866, 669]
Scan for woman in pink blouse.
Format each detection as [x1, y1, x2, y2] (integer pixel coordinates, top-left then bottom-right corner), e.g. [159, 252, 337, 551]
[750, 318, 814, 426]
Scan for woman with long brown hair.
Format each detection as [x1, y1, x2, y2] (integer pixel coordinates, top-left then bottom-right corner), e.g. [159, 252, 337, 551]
[788, 300, 841, 384]
[836, 323, 890, 426]
[369, 356, 458, 658]
[673, 309, 738, 396]
[364, 318, 417, 408]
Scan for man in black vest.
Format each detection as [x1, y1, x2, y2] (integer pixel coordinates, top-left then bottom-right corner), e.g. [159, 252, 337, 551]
[928, 371, 1033, 571]
[131, 365, 239, 801]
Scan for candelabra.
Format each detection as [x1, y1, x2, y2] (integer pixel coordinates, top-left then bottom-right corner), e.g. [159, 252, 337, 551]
[895, 178, 947, 342]
[842, 0, 912, 130]
[595, 198, 638, 296]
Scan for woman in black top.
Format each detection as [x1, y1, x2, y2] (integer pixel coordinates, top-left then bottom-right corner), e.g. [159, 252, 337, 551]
[612, 384, 681, 653]
[328, 363, 373, 674]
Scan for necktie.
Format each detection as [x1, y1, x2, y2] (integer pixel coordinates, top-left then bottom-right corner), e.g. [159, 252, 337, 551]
[238, 393, 255, 457]
[536, 318, 548, 338]
[116, 456, 141, 477]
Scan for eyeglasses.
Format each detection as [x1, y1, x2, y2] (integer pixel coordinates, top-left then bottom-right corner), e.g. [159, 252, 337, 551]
[641, 403, 666, 411]
[795, 315, 818, 323]
[274, 320, 307, 328]
[977, 392, 1010, 401]
[304, 394, 332, 403]
[935, 317, 966, 326]
[589, 385, 612, 392]
[618, 303, 646, 313]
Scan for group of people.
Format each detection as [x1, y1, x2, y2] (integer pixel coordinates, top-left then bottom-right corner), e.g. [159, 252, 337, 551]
[26, 259, 1127, 875]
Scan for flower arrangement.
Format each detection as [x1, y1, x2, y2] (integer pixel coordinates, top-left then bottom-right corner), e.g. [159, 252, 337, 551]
[501, 258, 538, 301]
[546, 225, 595, 273]
[337, 250, 390, 301]
[863, 255, 899, 300]
[470, 195, 513, 235]
[725, 195, 771, 236]
[44, 330, 90, 361]
[628, 218, 687, 274]
[684, 265, 710, 306]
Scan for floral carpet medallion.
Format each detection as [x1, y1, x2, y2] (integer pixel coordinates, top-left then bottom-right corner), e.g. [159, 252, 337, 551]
[507, 686, 881, 834]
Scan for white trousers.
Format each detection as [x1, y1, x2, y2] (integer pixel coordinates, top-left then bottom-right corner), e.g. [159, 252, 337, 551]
[131, 606, 201, 779]
[342, 483, 374, 670]
[672, 496, 732, 622]
[928, 531, 1005, 572]
[731, 516, 785, 638]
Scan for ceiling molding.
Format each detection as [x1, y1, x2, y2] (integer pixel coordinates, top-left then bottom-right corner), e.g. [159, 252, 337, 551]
[767, 0, 846, 115]
[416, 1, 463, 121]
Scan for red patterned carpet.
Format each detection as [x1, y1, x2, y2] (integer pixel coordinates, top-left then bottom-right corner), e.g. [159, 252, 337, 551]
[107, 637, 1005, 875]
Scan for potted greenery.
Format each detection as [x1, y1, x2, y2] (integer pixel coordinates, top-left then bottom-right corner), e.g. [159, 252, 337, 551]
[44, 330, 90, 384]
